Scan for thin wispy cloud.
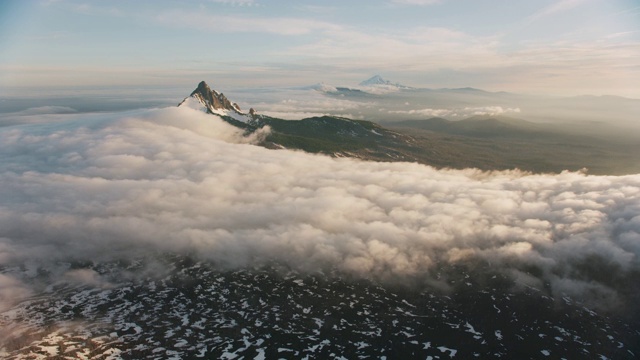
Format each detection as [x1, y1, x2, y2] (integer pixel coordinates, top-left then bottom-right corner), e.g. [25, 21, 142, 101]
[389, 106, 521, 118]
[285, 26, 500, 67]
[211, 0, 258, 6]
[2, 1, 639, 96]
[69, 2, 125, 17]
[155, 10, 342, 35]
[527, 0, 589, 23]
[278, 22, 639, 95]
[603, 31, 638, 40]
[391, 0, 443, 5]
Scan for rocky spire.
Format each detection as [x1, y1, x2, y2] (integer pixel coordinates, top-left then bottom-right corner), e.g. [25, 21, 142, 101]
[188, 81, 241, 113]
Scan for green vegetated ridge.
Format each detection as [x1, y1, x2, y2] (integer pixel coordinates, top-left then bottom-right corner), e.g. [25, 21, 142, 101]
[228, 114, 419, 163]
[217, 112, 640, 175]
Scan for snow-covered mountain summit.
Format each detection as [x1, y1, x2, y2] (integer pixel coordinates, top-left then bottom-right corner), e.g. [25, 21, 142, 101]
[360, 75, 394, 86]
[358, 75, 411, 93]
[178, 81, 256, 123]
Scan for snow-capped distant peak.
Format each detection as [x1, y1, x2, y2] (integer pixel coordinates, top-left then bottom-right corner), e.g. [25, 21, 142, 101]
[178, 81, 254, 123]
[360, 75, 393, 86]
[357, 76, 411, 93]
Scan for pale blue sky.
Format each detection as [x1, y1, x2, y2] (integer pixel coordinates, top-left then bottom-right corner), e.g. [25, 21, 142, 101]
[1, 0, 639, 96]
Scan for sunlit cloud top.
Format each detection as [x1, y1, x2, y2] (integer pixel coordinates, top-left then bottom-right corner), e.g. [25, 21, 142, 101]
[0, 0, 639, 97]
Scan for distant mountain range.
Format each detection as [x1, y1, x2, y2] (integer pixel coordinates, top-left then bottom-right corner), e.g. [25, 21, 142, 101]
[313, 75, 493, 94]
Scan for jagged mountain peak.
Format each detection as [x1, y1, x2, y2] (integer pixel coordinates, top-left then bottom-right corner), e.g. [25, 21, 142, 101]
[179, 80, 256, 123]
[184, 80, 242, 113]
[191, 80, 216, 102]
[193, 80, 211, 93]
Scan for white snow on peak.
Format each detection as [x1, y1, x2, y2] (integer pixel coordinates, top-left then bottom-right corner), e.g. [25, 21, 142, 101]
[360, 75, 393, 86]
[179, 96, 207, 112]
[179, 94, 253, 124]
[356, 75, 411, 94]
[210, 107, 253, 124]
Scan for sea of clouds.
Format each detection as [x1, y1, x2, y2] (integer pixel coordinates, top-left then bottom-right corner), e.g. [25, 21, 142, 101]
[0, 106, 639, 313]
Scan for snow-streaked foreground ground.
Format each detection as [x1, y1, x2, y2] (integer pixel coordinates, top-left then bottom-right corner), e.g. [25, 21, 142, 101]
[1, 256, 637, 359]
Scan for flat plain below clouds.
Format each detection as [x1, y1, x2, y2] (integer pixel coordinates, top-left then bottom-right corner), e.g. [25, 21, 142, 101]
[0, 106, 639, 313]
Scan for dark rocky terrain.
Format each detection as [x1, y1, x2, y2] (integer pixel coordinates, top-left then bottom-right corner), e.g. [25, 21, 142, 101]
[1, 255, 638, 359]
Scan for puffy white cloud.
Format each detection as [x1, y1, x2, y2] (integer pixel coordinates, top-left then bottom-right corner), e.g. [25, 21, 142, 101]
[0, 107, 639, 311]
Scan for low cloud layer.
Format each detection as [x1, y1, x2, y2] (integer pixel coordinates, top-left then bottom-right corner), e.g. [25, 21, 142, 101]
[0, 106, 639, 313]
[388, 106, 522, 118]
[245, 89, 374, 120]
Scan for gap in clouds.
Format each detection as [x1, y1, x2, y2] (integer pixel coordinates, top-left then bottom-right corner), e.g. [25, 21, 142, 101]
[0, 106, 639, 318]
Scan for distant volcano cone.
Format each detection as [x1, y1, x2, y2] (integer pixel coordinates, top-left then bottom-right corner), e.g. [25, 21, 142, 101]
[359, 75, 393, 86]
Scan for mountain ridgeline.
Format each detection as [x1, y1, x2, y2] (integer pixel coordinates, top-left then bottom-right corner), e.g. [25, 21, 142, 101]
[185, 81, 243, 114]
[179, 81, 419, 162]
[178, 81, 640, 175]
